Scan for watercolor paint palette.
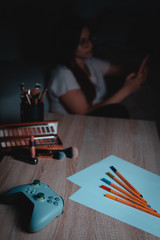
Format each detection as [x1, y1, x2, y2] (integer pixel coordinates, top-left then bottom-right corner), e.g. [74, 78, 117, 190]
[0, 120, 63, 151]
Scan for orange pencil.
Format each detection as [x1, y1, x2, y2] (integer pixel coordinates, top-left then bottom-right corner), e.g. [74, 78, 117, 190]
[106, 172, 146, 203]
[105, 193, 160, 218]
[101, 178, 147, 205]
[110, 166, 142, 196]
[100, 185, 156, 212]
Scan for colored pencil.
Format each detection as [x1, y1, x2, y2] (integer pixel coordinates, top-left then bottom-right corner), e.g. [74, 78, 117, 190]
[105, 193, 160, 218]
[110, 166, 142, 196]
[100, 185, 156, 212]
[106, 172, 146, 203]
[101, 178, 147, 205]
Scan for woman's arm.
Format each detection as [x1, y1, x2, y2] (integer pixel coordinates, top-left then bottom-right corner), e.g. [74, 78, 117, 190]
[60, 70, 147, 115]
[105, 63, 124, 76]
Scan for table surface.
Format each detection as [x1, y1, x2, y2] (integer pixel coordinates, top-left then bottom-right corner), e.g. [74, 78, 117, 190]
[0, 113, 160, 240]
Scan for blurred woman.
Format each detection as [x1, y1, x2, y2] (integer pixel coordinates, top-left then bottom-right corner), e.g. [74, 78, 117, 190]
[47, 16, 147, 118]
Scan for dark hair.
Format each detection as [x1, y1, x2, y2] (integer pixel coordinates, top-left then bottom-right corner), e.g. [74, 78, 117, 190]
[53, 16, 84, 66]
[53, 15, 96, 104]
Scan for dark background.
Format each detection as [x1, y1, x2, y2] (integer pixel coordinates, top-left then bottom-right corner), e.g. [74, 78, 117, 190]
[0, 0, 159, 63]
[0, 0, 160, 122]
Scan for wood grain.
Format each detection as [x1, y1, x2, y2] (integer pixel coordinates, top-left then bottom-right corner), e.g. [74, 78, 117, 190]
[0, 113, 160, 240]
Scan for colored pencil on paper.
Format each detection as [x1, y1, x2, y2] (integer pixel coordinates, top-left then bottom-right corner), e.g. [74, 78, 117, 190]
[105, 193, 160, 218]
[110, 166, 142, 196]
[106, 172, 146, 203]
[100, 185, 156, 212]
[101, 178, 147, 206]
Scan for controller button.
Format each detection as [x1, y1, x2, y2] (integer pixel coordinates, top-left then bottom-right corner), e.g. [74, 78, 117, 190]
[36, 192, 45, 200]
[55, 197, 60, 201]
[25, 188, 31, 193]
[31, 189, 37, 194]
[33, 180, 41, 186]
[47, 200, 52, 204]
[53, 201, 58, 206]
[48, 196, 54, 200]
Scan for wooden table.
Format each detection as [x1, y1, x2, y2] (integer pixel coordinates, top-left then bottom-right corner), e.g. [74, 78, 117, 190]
[0, 113, 160, 240]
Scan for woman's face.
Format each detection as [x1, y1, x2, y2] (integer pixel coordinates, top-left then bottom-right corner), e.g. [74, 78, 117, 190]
[75, 27, 93, 60]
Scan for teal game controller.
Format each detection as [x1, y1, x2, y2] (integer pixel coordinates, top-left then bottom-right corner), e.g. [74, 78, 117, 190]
[5, 180, 64, 232]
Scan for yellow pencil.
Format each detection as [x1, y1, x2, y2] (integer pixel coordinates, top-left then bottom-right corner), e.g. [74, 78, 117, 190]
[101, 178, 147, 206]
[106, 172, 146, 203]
[110, 166, 142, 196]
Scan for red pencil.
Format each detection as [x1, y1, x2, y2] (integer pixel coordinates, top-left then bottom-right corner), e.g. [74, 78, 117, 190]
[100, 185, 156, 212]
[101, 178, 147, 205]
[106, 172, 146, 203]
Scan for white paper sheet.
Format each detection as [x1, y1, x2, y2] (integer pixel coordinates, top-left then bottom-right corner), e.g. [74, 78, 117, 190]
[67, 155, 160, 237]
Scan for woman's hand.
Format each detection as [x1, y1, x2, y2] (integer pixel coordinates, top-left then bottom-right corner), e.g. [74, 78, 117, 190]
[137, 65, 148, 84]
[124, 66, 148, 94]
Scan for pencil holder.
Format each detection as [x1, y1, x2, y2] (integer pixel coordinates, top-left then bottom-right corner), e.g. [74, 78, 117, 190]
[20, 102, 44, 122]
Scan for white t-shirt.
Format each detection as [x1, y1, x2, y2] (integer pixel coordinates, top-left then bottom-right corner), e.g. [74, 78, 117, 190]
[48, 57, 110, 113]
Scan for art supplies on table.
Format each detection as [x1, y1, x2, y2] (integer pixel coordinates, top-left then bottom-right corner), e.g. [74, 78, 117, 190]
[20, 82, 48, 122]
[67, 155, 160, 238]
[0, 120, 78, 164]
[0, 121, 62, 163]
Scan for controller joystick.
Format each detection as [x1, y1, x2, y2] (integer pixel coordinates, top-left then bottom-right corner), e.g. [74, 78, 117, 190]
[5, 180, 64, 232]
